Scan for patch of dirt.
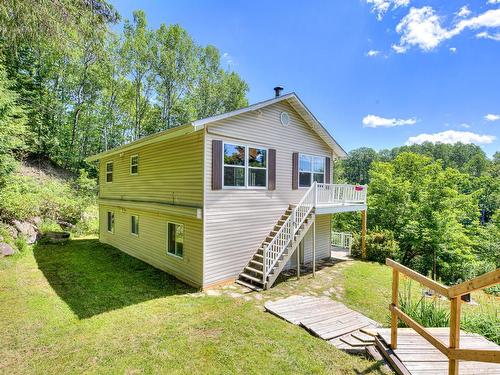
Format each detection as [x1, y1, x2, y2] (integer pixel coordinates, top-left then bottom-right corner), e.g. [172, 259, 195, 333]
[18, 155, 75, 182]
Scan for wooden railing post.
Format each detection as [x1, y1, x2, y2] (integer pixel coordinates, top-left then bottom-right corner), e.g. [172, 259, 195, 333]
[391, 268, 399, 349]
[449, 297, 461, 375]
[361, 210, 367, 259]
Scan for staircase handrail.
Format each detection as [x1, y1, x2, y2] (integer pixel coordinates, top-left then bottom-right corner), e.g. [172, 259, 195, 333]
[263, 182, 316, 280]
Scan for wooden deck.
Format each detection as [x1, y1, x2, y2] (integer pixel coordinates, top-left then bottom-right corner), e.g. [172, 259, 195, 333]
[264, 295, 380, 353]
[376, 328, 500, 375]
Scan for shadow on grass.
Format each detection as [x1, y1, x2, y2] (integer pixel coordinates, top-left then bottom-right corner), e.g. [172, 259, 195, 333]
[33, 238, 195, 319]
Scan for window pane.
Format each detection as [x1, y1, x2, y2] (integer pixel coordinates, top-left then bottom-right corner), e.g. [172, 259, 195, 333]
[131, 216, 139, 235]
[106, 162, 113, 172]
[106, 173, 113, 183]
[168, 223, 184, 257]
[107, 212, 114, 232]
[248, 148, 266, 168]
[224, 144, 245, 166]
[131, 165, 138, 174]
[249, 168, 266, 187]
[131, 156, 138, 165]
[313, 173, 324, 183]
[313, 157, 325, 173]
[299, 172, 311, 187]
[224, 166, 245, 187]
[299, 154, 312, 172]
[168, 224, 175, 254]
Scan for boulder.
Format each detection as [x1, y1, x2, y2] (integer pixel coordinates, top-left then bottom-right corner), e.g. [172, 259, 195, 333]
[57, 220, 75, 230]
[12, 220, 39, 244]
[4, 224, 18, 239]
[28, 216, 42, 228]
[0, 243, 15, 257]
[43, 231, 70, 244]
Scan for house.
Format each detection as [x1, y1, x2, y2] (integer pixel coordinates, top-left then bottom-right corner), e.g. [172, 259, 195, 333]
[87, 88, 367, 290]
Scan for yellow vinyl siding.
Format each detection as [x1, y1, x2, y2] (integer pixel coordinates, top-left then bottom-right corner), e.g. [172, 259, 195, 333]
[99, 131, 204, 207]
[203, 101, 337, 286]
[99, 204, 203, 287]
[97, 131, 204, 287]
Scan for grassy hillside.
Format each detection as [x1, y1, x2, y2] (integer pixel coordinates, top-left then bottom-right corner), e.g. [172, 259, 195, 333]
[0, 239, 387, 375]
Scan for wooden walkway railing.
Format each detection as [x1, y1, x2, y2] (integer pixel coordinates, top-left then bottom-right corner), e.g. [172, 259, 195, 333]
[386, 259, 500, 375]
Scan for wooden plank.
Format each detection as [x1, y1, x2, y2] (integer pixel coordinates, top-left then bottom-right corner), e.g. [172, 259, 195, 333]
[375, 336, 412, 375]
[448, 268, 500, 298]
[386, 259, 450, 297]
[448, 297, 461, 375]
[391, 268, 399, 349]
[449, 348, 500, 363]
[340, 334, 370, 347]
[352, 331, 376, 343]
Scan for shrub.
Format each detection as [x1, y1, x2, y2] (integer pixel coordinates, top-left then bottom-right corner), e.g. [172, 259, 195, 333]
[72, 206, 99, 236]
[351, 229, 399, 263]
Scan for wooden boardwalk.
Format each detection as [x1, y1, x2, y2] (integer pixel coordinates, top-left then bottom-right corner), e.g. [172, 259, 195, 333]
[376, 328, 500, 375]
[264, 295, 380, 353]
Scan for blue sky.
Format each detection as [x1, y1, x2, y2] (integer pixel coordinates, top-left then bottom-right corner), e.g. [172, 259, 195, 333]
[112, 0, 500, 156]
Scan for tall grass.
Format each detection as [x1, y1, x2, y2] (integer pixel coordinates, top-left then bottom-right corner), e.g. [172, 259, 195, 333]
[399, 280, 499, 345]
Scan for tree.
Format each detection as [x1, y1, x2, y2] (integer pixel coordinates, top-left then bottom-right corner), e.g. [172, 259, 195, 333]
[0, 63, 27, 184]
[341, 147, 379, 184]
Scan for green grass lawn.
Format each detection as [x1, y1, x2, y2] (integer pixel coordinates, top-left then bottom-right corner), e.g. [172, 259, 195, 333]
[0, 238, 386, 375]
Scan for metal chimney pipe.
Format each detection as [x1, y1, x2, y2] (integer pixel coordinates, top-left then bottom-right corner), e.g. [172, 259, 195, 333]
[274, 86, 284, 98]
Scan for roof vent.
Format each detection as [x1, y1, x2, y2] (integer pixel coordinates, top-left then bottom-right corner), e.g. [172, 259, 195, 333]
[274, 86, 283, 98]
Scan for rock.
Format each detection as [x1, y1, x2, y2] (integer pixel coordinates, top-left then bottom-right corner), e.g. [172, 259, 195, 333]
[0, 243, 15, 257]
[57, 220, 75, 230]
[4, 224, 18, 239]
[43, 231, 70, 244]
[28, 216, 42, 227]
[12, 220, 39, 244]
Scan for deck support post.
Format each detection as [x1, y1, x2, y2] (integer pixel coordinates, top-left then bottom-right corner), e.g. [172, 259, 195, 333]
[312, 216, 316, 278]
[449, 297, 461, 375]
[296, 241, 301, 280]
[361, 210, 367, 259]
[390, 268, 399, 350]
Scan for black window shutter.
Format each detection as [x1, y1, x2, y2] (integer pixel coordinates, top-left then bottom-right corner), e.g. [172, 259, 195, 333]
[325, 157, 331, 184]
[212, 140, 223, 190]
[268, 149, 276, 190]
[292, 152, 299, 190]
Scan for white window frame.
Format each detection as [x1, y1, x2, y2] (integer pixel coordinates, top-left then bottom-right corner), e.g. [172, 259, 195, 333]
[130, 214, 139, 236]
[298, 153, 326, 188]
[107, 211, 115, 234]
[105, 161, 113, 183]
[222, 142, 268, 189]
[130, 155, 139, 175]
[166, 221, 184, 259]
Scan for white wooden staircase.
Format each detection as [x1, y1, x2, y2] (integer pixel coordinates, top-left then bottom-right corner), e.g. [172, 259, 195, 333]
[237, 183, 317, 291]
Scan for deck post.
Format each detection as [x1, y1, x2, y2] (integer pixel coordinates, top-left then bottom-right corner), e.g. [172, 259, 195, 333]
[312, 217, 316, 278]
[296, 242, 300, 280]
[390, 268, 399, 350]
[449, 297, 461, 375]
[361, 210, 367, 259]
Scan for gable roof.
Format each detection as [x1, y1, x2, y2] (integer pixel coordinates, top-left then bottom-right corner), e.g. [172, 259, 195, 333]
[86, 92, 347, 162]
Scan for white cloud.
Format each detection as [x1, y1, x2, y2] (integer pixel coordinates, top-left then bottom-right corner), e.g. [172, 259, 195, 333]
[457, 6, 471, 18]
[406, 130, 496, 145]
[366, 49, 381, 57]
[487, 0, 500, 4]
[476, 31, 500, 40]
[485, 113, 500, 121]
[449, 47, 457, 52]
[393, 7, 500, 52]
[460, 123, 471, 128]
[362, 114, 417, 128]
[221, 52, 234, 66]
[367, 0, 411, 21]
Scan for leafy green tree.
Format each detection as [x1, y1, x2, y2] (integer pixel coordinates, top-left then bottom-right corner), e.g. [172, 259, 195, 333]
[341, 147, 379, 184]
[0, 63, 27, 184]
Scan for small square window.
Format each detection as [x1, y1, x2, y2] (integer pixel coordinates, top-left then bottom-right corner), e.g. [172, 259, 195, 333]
[106, 162, 113, 183]
[130, 155, 139, 175]
[131, 215, 139, 235]
[167, 222, 184, 258]
[107, 211, 114, 233]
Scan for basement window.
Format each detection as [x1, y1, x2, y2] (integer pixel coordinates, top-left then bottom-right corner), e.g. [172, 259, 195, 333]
[130, 155, 139, 175]
[167, 222, 184, 258]
[223, 143, 267, 188]
[106, 161, 113, 183]
[131, 215, 139, 236]
[107, 211, 115, 233]
[299, 154, 325, 187]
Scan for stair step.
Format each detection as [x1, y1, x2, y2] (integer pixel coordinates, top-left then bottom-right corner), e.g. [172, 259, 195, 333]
[245, 266, 263, 275]
[254, 253, 263, 259]
[250, 260, 263, 267]
[235, 279, 263, 291]
[240, 273, 263, 283]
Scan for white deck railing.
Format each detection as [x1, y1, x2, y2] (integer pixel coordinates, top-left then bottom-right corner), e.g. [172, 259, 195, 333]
[262, 182, 367, 283]
[316, 183, 367, 205]
[263, 182, 316, 280]
[331, 232, 353, 254]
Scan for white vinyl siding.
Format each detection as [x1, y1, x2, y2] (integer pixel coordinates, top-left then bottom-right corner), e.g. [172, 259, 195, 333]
[203, 100, 336, 286]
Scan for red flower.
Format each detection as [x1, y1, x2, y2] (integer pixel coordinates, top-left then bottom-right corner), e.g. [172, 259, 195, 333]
[355, 186, 364, 191]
